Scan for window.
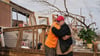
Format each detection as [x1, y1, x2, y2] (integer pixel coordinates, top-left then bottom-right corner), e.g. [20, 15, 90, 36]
[12, 9, 29, 27]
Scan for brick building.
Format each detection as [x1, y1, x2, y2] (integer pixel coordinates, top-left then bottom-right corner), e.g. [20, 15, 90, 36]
[0, 0, 11, 27]
[0, 0, 36, 27]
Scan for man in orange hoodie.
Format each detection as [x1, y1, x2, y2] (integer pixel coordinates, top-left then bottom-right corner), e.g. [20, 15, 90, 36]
[45, 21, 60, 56]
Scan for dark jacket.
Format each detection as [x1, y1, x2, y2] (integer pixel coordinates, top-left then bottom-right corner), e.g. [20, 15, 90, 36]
[52, 23, 72, 53]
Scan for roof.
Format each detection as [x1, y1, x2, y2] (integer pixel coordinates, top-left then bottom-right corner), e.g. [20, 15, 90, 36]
[10, 1, 34, 17]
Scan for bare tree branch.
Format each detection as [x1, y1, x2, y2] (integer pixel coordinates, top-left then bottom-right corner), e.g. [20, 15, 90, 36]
[32, 0, 67, 15]
[64, 0, 69, 14]
[65, 14, 88, 28]
[88, 22, 96, 28]
[38, 0, 62, 13]
[75, 25, 84, 27]
[31, 0, 96, 29]
[69, 12, 85, 18]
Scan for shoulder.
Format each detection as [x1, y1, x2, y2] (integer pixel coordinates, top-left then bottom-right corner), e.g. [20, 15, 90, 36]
[61, 23, 69, 28]
[52, 22, 60, 29]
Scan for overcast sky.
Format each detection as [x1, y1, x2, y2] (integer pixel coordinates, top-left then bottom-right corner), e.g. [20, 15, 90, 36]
[11, 0, 100, 33]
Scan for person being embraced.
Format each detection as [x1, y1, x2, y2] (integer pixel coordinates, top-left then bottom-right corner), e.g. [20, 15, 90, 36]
[52, 16, 73, 56]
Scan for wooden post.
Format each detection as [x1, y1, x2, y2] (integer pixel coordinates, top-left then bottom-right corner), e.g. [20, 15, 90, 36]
[26, 14, 29, 26]
[93, 42, 97, 56]
[29, 15, 32, 26]
[32, 29, 34, 49]
[36, 29, 38, 50]
[42, 28, 46, 51]
[16, 29, 23, 49]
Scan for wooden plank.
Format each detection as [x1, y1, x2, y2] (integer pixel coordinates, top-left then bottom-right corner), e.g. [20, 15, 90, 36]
[9, 51, 45, 56]
[42, 28, 46, 45]
[32, 29, 34, 49]
[38, 16, 50, 25]
[16, 29, 23, 49]
[10, 1, 33, 15]
[35, 29, 38, 50]
[41, 28, 46, 52]
[3, 25, 49, 32]
[32, 12, 37, 25]
[0, 47, 45, 54]
[2, 25, 50, 55]
[16, 30, 21, 49]
[73, 52, 94, 56]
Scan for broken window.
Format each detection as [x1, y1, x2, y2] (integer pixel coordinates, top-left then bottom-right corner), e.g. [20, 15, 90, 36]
[12, 9, 29, 27]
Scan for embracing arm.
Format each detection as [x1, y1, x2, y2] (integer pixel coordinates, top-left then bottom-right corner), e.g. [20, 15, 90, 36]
[52, 24, 72, 40]
[62, 35, 71, 40]
[52, 27, 61, 37]
[62, 24, 72, 40]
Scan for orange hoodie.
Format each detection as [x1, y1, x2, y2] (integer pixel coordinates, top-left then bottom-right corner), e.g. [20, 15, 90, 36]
[45, 22, 60, 48]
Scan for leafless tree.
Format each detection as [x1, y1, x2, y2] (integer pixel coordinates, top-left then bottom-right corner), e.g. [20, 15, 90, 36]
[31, 0, 96, 29]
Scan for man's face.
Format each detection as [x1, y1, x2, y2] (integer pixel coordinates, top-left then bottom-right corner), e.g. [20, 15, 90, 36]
[57, 20, 64, 26]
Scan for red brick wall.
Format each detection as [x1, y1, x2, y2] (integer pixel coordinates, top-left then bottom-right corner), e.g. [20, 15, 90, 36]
[0, 1, 11, 27]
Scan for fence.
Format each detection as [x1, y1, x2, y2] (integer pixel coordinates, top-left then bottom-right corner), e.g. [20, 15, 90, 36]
[0, 25, 49, 56]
